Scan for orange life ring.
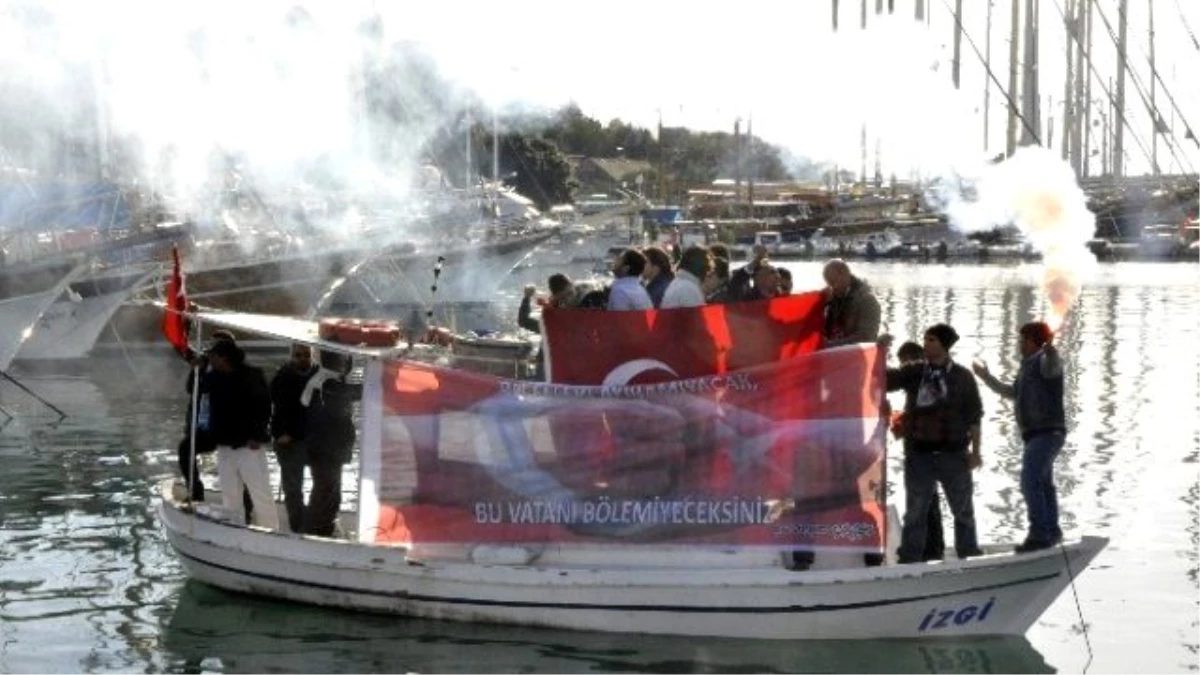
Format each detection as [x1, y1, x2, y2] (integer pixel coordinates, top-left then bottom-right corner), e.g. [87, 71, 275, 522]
[318, 318, 402, 347]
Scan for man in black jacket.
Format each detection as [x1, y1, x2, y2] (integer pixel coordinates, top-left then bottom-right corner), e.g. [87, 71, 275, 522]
[270, 343, 318, 533]
[885, 323, 984, 563]
[300, 350, 362, 537]
[207, 339, 278, 529]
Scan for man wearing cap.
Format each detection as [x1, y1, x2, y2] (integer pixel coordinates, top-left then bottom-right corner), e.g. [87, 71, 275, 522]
[177, 329, 239, 502]
[205, 339, 279, 530]
[885, 323, 984, 564]
[973, 321, 1066, 553]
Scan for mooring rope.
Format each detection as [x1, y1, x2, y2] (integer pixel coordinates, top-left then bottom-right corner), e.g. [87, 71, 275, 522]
[1058, 541, 1095, 673]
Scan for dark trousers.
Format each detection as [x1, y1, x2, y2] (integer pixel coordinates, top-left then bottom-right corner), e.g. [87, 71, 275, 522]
[177, 437, 206, 501]
[924, 490, 946, 560]
[274, 441, 308, 534]
[899, 448, 978, 563]
[303, 458, 344, 537]
[1021, 431, 1065, 544]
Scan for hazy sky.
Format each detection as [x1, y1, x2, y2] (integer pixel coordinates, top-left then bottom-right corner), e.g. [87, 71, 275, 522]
[383, 0, 1200, 178]
[2, 0, 1195, 193]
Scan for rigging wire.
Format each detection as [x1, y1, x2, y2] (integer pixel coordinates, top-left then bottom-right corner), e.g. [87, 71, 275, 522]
[1171, 0, 1200, 52]
[937, 0, 1043, 147]
[1041, 0, 1168, 176]
[1071, 0, 1197, 172]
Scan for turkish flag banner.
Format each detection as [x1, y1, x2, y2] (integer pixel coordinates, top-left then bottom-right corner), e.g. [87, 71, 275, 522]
[358, 344, 886, 552]
[541, 292, 826, 385]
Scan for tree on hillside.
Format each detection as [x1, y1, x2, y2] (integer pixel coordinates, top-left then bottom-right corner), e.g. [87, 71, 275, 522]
[493, 133, 577, 210]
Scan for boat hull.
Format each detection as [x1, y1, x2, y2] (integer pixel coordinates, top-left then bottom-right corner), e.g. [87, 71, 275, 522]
[17, 269, 154, 361]
[158, 483, 1107, 640]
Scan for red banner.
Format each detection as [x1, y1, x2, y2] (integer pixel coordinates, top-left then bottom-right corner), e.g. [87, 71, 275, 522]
[365, 344, 886, 551]
[541, 291, 826, 385]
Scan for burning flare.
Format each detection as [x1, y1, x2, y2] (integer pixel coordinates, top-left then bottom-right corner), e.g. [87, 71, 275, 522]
[936, 147, 1095, 329]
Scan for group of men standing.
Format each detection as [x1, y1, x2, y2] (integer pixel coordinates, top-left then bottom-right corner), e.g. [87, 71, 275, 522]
[821, 257, 1069, 563]
[521, 249, 1069, 566]
[177, 336, 359, 536]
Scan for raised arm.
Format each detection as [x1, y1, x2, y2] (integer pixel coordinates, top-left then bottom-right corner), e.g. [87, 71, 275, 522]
[972, 360, 1015, 399]
[1039, 343, 1063, 378]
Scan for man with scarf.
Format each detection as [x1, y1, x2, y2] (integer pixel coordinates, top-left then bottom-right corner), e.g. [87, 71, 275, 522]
[973, 321, 1066, 553]
[300, 349, 362, 537]
[270, 343, 318, 533]
[885, 323, 984, 564]
[821, 259, 881, 347]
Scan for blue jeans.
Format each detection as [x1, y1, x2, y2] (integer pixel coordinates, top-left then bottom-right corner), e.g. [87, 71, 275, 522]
[1021, 431, 1065, 544]
[899, 449, 978, 563]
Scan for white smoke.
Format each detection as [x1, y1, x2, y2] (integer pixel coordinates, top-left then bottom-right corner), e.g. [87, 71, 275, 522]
[928, 146, 1096, 330]
[0, 0, 480, 247]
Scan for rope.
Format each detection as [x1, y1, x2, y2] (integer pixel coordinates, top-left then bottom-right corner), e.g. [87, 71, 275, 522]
[1058, 540, 1095, 673]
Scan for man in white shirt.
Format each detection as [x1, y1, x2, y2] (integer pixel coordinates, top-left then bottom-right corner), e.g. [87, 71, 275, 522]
[607, 248, 654, 311]
[661, 245, 713, 309]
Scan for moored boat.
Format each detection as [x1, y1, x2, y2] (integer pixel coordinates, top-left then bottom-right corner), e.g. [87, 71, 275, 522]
[157, 308, 1108, 640]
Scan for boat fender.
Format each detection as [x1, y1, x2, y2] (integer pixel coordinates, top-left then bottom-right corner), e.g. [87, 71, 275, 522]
[469, 545, 536, 566]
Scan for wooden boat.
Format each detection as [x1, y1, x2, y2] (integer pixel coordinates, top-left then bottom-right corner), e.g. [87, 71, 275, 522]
[157, 309, 1108, 640]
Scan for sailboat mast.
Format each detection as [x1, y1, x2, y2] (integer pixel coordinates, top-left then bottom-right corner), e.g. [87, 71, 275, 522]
[1006, 0, 1021, 156]
[952, 0, 963, 89]
[747, 115, 755, 215]
[1113, 0, 1128, 177]
[1071, 0, 1086, 173]
[1149, 0, 1158, 174]
[1062, 0, 1074, 161]
[465, 115, 472, 189]
[1019, 0, 1041, 146]
[984, 0, 994, 152]
[492, 108, 500, 189]
[1083, 0, 1094, 176]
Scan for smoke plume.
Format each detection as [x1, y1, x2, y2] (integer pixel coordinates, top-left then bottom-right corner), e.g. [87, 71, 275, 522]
[928, 146, 1096, 330]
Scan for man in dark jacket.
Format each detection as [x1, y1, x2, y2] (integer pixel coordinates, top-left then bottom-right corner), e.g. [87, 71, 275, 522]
[822, 259, 882, 347]
[300, 350, 362, 537]
[177, 330, 236, 502]
[885, 323, 984, 563]
[207, 339, 278, 529]
[973, 321, 1066, 552]
[270, 343, 318, 533]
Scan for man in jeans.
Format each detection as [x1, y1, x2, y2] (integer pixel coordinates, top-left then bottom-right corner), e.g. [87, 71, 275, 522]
[886, 324, 984, 564]
[974, 321, 1066, 553]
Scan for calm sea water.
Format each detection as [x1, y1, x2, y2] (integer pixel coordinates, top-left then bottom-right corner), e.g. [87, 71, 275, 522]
[0, 261, 1196, 674]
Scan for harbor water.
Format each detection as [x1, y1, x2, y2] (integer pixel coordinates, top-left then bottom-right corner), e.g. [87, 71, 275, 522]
[0, 261, 1196, 673]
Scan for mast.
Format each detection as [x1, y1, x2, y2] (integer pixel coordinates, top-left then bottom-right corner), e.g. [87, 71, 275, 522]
[1113, 0, 1128, 177]
[1006, 0, 1021, 156]
[1019, 0, 1041, 147]
[733, 118, 742, 203]
[747, 115, 755, 215]
[1148, 0, 1159, 174]
[1082, 0, 1094, 176]
[492, 108, 499, 190]
[1061, 0, 1074, 162]
[1071, 0, 1086, 173]
[464, 114, 472, 189]
[984, 0, 994, 152]
[952, 0, 963, 89]
[860, 123, 868, 185]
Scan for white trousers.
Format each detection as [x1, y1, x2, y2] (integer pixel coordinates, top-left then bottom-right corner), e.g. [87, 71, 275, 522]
[216, 445, 280, 530]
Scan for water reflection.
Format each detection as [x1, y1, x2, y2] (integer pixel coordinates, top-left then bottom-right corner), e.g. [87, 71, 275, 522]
[161, 583, 1052, 675]
[0, 262, 1195, 673]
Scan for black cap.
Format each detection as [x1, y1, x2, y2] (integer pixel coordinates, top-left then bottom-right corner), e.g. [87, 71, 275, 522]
[924, 323, 960, 350]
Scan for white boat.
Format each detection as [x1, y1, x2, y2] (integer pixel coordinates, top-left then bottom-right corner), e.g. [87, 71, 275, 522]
[16, 266, 155, 361]
[158, 309, 1108, 641]
[0, 262, 87, 372]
